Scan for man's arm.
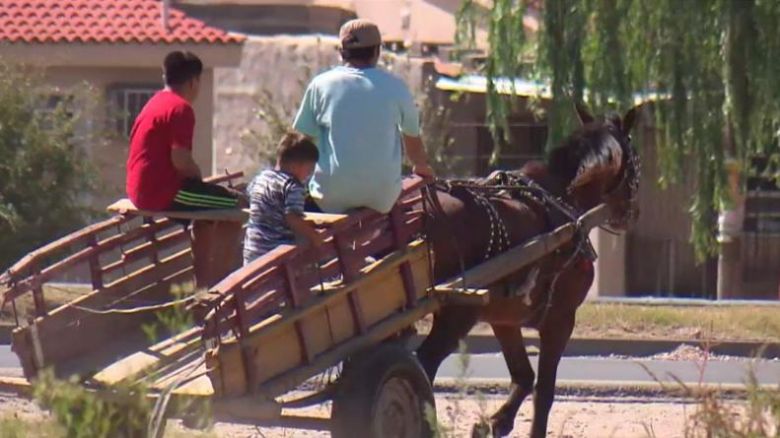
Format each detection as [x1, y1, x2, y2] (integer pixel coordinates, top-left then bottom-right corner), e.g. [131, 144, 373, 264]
[171, 148, 202, 180]
[285, 213, 323, 248]
[398, 85, 434, 179]
[293, 84, 320, 142]
[403, 134, 434, 179]
[170, 104, 202, 180]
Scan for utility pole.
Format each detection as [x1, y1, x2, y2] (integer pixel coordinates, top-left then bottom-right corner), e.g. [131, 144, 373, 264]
[717, 159, 744, 300]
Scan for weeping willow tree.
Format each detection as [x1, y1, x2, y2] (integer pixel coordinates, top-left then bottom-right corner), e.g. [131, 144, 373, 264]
[457, 0, 780, 260]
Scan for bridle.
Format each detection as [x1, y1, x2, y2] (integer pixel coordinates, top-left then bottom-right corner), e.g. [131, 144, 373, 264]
[599, 131, 641, 231]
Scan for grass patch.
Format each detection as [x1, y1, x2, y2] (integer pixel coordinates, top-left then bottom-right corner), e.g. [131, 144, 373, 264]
[0, 415, 218, 438]
[0, 284, 90, 325]
[573, 303, 780, 342]
[419, 302, 780, 343]
[0, 415, 63, 438]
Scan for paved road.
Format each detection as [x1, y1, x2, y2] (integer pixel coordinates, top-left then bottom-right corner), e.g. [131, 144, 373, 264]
[2, 344, 778, 386]
[438, 353, 780, 386]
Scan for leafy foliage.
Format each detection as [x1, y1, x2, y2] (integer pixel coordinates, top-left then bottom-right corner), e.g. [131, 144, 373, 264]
[0, 62, 93, 269]
[33, 370, 150, 438]
[457, 0, 780, 259]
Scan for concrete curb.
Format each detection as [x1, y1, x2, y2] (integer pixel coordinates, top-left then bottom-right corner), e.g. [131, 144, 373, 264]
[432, 377, 773, 396]
[413, 334, 780, 359]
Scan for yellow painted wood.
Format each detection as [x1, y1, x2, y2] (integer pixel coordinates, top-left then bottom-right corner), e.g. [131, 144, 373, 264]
[209, 241, 433, 398]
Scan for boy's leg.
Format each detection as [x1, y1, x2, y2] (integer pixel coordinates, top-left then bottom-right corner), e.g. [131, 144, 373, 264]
[169, 179, 244, 289]
[304, 196, 323, 213]
[171, 179, 245, 211]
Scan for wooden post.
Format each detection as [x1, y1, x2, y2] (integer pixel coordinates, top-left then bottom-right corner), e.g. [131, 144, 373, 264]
[143, 217, 160, 265]
[87, 235, 103, 290]
[717, 159, 744, 300]
[390, 208, 417, 309]
[30, 265, 46, 318]
[333, 234, 366, 334]
[284, 264, 313, 363]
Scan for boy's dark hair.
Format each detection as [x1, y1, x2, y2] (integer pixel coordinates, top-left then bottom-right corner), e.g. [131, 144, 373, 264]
[340, 45, 380, 64]
[164, 51, 203, 86]
[278, 132, 319, 164]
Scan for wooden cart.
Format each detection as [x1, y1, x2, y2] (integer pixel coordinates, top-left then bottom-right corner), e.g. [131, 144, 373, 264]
[0, 173, 612, 437]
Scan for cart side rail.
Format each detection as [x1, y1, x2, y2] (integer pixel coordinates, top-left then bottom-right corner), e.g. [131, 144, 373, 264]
[0, 172, 242, 378]
[201, 177, 429, 397]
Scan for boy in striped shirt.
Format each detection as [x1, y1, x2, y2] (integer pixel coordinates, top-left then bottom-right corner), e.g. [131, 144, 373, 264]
[244, 133, 323, 265]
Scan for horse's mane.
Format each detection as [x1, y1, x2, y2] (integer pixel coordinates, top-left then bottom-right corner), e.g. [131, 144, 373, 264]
[546, 120, 624, 189]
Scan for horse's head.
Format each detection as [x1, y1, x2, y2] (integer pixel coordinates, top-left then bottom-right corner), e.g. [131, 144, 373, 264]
[548, 102, 641, 231]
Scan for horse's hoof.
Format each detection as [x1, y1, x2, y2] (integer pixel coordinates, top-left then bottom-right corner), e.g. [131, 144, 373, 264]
[489, 414, 514, 437]
[471, 420, 491, 438]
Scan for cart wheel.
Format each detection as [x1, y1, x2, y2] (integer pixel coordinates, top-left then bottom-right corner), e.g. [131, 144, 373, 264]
[331, 344, 435, 438]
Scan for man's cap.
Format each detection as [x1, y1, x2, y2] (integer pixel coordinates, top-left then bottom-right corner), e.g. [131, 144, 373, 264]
[339, 19, 382, 49]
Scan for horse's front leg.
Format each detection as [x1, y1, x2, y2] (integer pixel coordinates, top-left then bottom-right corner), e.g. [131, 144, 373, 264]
[486, 324, 535, 437]
[416, 305, 479, 381]
[530, 310, 575, 438]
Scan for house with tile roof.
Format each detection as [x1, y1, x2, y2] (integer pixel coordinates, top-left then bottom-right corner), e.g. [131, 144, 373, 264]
[174, 0, 540, 55]
[0, 0, 244, 206]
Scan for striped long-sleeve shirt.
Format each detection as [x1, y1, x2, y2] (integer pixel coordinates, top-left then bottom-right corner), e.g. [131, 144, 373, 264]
[243, 169, 306, 264]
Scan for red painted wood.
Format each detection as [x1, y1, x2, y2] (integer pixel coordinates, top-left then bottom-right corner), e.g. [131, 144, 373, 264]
[100, 229, 188, 276]
[87, 235, 103, 290]
[390, 208, 417, 309]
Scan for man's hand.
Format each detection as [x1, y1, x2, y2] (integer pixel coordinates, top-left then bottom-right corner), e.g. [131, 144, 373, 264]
[412, 163, 435, 179]
[403, 134, 435, 180]
[286, 213, 323, 249]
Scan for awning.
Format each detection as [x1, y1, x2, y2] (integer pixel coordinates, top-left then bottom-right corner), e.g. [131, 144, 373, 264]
[435, 74, 667, 106]
[435, 75, 552, 99]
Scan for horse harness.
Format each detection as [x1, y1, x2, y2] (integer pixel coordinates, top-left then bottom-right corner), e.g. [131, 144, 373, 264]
[430, 171, 598, 312]
[438, 171, 596, 261]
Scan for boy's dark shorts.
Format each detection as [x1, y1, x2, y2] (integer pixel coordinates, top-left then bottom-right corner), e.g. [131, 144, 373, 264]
[168, 179, 242, 226]
[304, 196, 322, 213]
[169, 178, 240, 211]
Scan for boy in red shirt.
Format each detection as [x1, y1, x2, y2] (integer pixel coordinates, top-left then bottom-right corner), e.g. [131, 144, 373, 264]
[126, 51, 241, 287]
[126, 50, 239, 211]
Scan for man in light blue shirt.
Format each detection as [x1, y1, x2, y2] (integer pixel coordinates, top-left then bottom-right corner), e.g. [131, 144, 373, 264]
[293, 19, 434, 214]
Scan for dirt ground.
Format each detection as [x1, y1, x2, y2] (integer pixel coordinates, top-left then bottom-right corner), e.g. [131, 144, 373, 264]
[182, 393, 692, 438]
[0, 391, 693, 438]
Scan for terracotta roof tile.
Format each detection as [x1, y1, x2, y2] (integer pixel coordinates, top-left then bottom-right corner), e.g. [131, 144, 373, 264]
[0, 0, 244, 44]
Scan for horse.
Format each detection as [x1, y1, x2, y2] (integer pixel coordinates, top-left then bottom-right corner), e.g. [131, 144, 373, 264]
[416, 103, 640, 438]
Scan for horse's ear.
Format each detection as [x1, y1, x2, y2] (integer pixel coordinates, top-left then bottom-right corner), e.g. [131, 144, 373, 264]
[574, 100, 595, 126]
[623, 106, 640, 136]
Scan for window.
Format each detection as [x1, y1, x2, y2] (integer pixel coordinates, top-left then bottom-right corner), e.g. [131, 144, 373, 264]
[744, 155, 780, 234]
[38, 94, 75, 131]
[109, 85, 158, 138]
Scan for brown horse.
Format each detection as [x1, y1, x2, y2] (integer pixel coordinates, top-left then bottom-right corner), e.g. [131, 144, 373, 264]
[417, 104, 640, 437]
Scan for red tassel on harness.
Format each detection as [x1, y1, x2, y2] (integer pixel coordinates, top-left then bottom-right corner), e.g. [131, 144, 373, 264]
[578, 257, 593, 273]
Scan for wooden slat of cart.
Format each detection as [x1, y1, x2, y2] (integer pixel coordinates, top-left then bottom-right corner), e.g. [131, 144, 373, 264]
[3, 215, 129, 281]
[6, 219, 181, 302]
[257, 296, 439, 399]
[12, 250, 194, 378]
[210, 241, 430, 398]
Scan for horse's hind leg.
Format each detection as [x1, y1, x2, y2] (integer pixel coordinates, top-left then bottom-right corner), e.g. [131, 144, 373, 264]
[416, 305, 478, 382]
[486, 325, 535, 437]
[530, 310, 575, 438]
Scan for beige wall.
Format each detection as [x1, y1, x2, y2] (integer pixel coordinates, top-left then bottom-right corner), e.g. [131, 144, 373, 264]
[587, 229, 627, 298]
